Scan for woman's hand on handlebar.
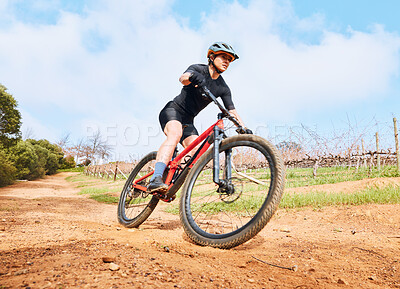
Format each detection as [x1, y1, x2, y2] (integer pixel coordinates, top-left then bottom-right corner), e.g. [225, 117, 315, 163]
[236, 127, 253, 134]
[200, 87, 250, 133]
[189, 72, 206, 87]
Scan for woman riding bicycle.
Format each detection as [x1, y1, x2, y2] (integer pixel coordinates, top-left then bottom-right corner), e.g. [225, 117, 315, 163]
[148, 41, 252, 192]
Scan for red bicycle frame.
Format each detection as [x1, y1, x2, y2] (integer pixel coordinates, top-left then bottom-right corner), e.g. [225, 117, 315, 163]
[130, 118, 225, 195]
[129, 86, 244, 202]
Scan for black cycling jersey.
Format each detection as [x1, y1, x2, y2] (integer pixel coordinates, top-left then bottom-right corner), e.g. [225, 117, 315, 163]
[159, 64, 235, 143]
[172, 64, 235, 116]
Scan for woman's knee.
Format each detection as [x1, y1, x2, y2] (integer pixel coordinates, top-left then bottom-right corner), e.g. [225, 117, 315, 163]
[167, 133, 182, 145]
[164, 121, 182, 143]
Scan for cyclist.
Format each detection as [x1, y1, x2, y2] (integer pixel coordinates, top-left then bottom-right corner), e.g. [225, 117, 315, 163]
[148, 41, 252, 192]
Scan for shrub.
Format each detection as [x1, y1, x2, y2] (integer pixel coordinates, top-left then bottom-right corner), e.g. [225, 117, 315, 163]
[31, 144, 61, 176]
[27, 139, 64, 175]
[0, 146, 17, 187]
[31, 143, 48, 176]
[59, 155, 76, 169]
[5, 139, 69, 182]
[9, 141, 40, 180]
[46, 152, 59, 174]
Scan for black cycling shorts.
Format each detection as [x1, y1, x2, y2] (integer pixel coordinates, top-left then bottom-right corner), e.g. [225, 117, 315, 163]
[159, 101, 199, 144]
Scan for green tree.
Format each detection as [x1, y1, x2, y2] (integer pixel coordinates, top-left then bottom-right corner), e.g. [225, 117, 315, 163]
[27, 139, 64, 174]
[0, 144, 17, 187]
[9, 141, 41, 180]
[0, 84, 22, 148]
[59, 155, 76, 169]
[30, 143, 48, 177]
[9, 139, 66, 181]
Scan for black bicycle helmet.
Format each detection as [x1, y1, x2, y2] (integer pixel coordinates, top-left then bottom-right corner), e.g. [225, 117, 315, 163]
[207, 42, 239, 61]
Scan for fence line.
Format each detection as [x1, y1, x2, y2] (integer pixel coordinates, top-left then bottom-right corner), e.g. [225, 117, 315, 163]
[284, 150, 397, 168]
[84, 161, 135, 180]
[394, 117, 400, 172]
[84, 149, 398, 180]
[84, 117, 400, 180]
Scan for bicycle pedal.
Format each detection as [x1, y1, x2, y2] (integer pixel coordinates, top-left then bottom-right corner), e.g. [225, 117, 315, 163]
[154, 192, 176, 203]
[147, 186, 168, 194]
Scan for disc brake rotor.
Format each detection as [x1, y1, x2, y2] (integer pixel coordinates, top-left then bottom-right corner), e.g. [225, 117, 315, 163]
[219, 177, 243, 203]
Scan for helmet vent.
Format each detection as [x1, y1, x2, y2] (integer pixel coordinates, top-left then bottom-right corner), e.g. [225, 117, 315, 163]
[207, 41, 239, 61]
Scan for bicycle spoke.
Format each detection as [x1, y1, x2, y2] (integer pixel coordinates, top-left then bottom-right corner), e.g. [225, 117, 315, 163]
[183, 138, 279, 241]
[118, 151, 159, 228]
[125, 202, 150, 209]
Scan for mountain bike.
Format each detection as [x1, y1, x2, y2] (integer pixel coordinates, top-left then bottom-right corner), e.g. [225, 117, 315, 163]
[117, 86, 285, 249]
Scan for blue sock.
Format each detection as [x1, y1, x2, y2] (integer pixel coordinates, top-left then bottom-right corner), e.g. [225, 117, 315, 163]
[151, 162, 167, 181]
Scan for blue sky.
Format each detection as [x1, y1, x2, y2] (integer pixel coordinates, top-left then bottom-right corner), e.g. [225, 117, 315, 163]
[0, 0, 399, 161]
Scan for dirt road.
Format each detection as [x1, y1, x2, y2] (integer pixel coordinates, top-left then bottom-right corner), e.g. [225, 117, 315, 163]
[0, 172, 399, 288]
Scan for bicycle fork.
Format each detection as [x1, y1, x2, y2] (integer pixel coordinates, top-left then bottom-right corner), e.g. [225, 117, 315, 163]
[213, 114, 232, 191]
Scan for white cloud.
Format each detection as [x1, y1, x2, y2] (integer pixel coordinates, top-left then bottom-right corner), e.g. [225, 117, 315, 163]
[202, 0, 400, 121]
[0, 0, 399, 159]
[233, 25, 400, 118]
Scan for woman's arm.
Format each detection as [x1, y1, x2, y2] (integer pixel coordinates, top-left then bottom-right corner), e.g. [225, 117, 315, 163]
[228, 109, 245, 127]
[179, 72, 192, 86]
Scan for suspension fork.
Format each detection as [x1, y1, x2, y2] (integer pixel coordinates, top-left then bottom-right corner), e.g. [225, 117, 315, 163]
[225, 148, 232, 180]
[213, 114, 232, 185]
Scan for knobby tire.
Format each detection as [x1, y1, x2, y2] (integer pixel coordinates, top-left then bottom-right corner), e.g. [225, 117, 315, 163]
[179, 135, 285, 249]
[117, 151, 159, 228]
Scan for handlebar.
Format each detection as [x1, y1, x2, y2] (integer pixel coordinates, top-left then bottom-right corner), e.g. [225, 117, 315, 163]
[200, 86, 244, 132]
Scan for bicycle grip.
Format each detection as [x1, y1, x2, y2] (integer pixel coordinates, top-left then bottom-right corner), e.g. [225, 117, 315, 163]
[235, 127, 246, 134]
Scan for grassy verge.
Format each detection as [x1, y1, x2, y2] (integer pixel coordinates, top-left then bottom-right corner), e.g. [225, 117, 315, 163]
[65, 167, 400, 212]
[164, 185, 400, 214]
[66, 173, 124, 204]
[78, 187, 120, 204]
[58, 167, 85, 173]
[285, 165, 400, 188]
[280, 185, 400, 209]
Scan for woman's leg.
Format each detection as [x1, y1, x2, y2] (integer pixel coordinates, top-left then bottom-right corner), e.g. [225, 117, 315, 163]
[181, 123, 200, 159]
[156, 120, 182, 164]
[148, 120, 182, 192]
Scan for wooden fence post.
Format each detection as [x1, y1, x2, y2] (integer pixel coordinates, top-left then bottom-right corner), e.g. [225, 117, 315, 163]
[313, 158, 319, 178]
[361, 139, 367, 168]
[376, 132, 380, 170]
[394, 118, 400, 173]
[355, 145, 360, 172]
[347, 148, 352, 170]
[368, 154, 373, 176]
[114, 161, 119, 181]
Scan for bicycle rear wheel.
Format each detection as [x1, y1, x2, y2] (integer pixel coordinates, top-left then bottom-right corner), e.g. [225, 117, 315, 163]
[118, 151, 159, 228]
[179, 135, 285, 249]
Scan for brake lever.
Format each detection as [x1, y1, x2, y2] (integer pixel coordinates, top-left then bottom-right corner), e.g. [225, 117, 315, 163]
[235, 127, 246, 134]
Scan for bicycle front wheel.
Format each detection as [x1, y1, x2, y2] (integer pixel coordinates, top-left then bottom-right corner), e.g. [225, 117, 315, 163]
[179, 135, 285, 249]
[118, 151, 159, 228]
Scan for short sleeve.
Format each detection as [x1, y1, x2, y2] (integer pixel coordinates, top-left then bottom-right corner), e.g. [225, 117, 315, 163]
[184, 64, 201, 75]
[220, 87, 235, 110]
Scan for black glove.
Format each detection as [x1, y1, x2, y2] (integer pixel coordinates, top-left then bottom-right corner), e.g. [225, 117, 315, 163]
[189, 71, 206, 87]
[236, 127, 253, 134]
